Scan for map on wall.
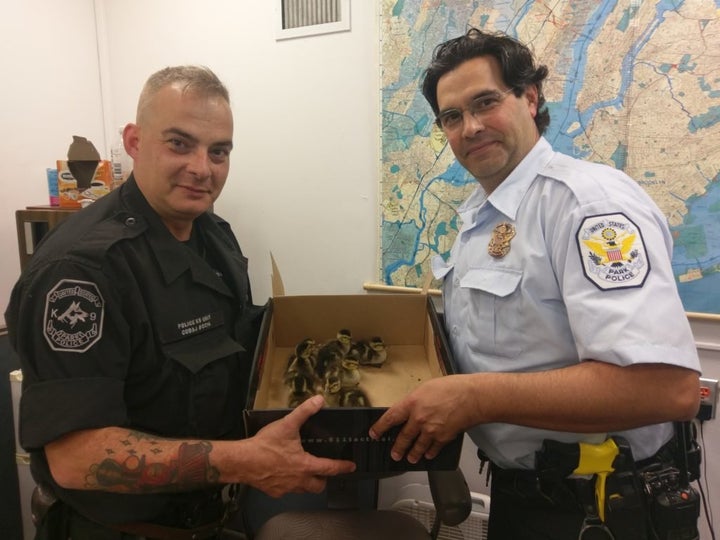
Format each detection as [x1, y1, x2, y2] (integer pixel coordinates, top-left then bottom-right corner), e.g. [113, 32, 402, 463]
[380, 0, 720, 315]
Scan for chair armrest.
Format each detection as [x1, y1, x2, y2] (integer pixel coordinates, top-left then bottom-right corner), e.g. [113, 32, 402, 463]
[427, 469, 472, 527]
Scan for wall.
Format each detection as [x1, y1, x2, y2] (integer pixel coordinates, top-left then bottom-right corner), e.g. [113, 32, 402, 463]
[0, 0, 106, 319]
[691, 316, 720, 540]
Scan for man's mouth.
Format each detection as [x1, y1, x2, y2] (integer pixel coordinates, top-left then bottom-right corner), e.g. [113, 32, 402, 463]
[178, 184, 210, 196]
[465, 140, 499, 157]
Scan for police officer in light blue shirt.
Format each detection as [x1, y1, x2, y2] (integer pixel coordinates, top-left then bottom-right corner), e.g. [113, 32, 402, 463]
[370, 28, 701, 540]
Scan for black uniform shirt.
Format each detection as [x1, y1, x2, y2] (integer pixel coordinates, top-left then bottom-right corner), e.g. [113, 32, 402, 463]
[5, 176, 265, 525]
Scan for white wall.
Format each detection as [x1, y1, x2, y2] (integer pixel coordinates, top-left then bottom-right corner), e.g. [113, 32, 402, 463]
[0, 0, 107, 319]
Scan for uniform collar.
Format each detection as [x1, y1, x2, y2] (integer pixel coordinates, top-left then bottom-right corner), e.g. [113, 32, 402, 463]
[486, 137, 555, 221]
[455, 138, 555, 229]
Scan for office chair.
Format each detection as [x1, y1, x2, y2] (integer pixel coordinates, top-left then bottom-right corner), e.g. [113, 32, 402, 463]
[253, 468, 472, 540]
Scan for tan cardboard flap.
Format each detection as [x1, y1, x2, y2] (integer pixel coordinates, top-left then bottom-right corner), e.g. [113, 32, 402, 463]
[270, 252, 285, 297]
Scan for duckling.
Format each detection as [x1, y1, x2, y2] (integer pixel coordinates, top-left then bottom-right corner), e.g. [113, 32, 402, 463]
[335, 329, 353, 355]
[339, 355, 361, 388]
[339, 387, 370, 407]
[322, 364, 343, 407]
[287, 338, 318, 374]
[350, 336, 388, 368]
[315, 329, 352, 379]
[286, 371, 316, 408]
[285, 338, 319, 401]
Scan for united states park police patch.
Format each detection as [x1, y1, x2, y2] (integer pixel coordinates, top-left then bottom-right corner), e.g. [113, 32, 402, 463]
[576, 213, 650, 290]
[44, 279, 104, 352]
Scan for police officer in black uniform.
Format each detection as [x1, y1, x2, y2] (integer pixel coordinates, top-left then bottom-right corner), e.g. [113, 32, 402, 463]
[5, 65, 356, 539]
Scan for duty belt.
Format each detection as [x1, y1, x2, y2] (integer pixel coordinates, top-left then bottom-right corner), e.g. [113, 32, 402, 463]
[489, 463, 587, 511]
[32, 483, 246, 540]
[109, 484, 246, 540]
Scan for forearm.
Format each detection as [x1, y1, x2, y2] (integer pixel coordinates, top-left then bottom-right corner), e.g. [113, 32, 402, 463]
[46, 427, 226, 493]
[470, 361, 700, 432]
[370, 361, 699, 465]
[45, 396, 357, 497]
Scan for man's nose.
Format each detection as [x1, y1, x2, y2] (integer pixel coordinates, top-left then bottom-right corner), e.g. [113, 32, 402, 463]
[461, 110, 485, 136]
[186, 149, 212, 178]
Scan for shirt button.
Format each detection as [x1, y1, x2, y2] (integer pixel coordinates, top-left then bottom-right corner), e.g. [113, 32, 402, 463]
[454, 277, 460, 287]
[124, 217, 136, 226]
[452, 326, 458, 336]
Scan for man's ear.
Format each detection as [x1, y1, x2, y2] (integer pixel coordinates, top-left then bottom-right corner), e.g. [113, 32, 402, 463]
[123, 124, 140, 159]
[524, 84, 540, 119]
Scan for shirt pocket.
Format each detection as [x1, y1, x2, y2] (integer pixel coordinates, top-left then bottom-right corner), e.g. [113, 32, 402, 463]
[460, 267, 524, 358]
[163, 327, 244, 374]
[162, 329, 245, 436]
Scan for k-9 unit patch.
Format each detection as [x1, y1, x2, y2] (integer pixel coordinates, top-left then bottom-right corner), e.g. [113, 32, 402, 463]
[44, 279, 105, 352]
[576, 213, 650, 290]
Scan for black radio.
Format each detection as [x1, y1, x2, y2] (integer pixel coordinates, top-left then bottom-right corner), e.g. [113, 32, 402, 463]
[640, 465, 700, 540]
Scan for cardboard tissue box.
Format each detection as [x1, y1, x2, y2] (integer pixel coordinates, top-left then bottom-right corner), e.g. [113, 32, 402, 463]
[57, 136, 112, 208]
[243, 257, 463, 474]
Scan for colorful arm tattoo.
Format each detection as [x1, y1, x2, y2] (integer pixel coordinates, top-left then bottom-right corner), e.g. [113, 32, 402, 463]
[85, 431, 220, 492]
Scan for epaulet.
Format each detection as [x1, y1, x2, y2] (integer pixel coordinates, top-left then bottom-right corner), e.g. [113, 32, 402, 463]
[27, 210, 148, 273]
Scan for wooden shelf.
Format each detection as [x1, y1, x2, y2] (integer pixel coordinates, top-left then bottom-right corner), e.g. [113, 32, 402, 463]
[15, 207, 78, 271]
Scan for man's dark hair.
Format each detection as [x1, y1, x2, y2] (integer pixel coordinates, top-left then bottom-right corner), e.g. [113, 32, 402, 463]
[421, 28, 550, 135]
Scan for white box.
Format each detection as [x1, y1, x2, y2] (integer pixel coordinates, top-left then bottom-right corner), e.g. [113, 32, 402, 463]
[11, 370, 35, 540]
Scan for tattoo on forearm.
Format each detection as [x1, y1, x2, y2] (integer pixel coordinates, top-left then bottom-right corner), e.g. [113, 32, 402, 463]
[84, 432, 220, 492]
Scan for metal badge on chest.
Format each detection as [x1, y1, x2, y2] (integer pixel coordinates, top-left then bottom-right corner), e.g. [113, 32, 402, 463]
[488, 222, 516, 258]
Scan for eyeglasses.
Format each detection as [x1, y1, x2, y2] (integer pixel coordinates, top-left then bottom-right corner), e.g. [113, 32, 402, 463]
[435, 88, 514, 131]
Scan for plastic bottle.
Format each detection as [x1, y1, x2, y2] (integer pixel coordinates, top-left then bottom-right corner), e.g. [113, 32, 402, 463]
[110, 127, 130, 188]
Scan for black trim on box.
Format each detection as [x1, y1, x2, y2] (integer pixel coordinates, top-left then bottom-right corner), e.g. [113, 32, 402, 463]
[428, 296, 457, 377]
[243, 407, 463, 474]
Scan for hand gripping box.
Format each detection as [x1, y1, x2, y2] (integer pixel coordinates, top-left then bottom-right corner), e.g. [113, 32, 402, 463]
[243, 291, 463, 474]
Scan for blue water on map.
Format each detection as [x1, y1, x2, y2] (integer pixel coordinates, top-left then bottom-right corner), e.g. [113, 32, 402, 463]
[672, 177, 720, 313]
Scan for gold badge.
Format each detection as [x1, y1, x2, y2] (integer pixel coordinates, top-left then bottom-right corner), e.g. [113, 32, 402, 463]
[488, 222, 516, 258]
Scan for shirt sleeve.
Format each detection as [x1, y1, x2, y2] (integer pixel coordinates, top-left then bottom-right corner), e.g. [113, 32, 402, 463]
[550, 175, 700, 371]
[9, 258, 132, 450]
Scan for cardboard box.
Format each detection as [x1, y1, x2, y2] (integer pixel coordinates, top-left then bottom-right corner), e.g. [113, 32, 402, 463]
[57, 136, 112, 208]
[244, 292, 463, 473]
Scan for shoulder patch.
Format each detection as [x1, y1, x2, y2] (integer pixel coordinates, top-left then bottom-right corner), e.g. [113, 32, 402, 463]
[44, 279, 105, 352]
[576, 213, 650, 290]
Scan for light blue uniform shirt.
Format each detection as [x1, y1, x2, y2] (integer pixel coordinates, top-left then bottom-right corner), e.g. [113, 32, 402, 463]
[432, 137, 700, 469]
